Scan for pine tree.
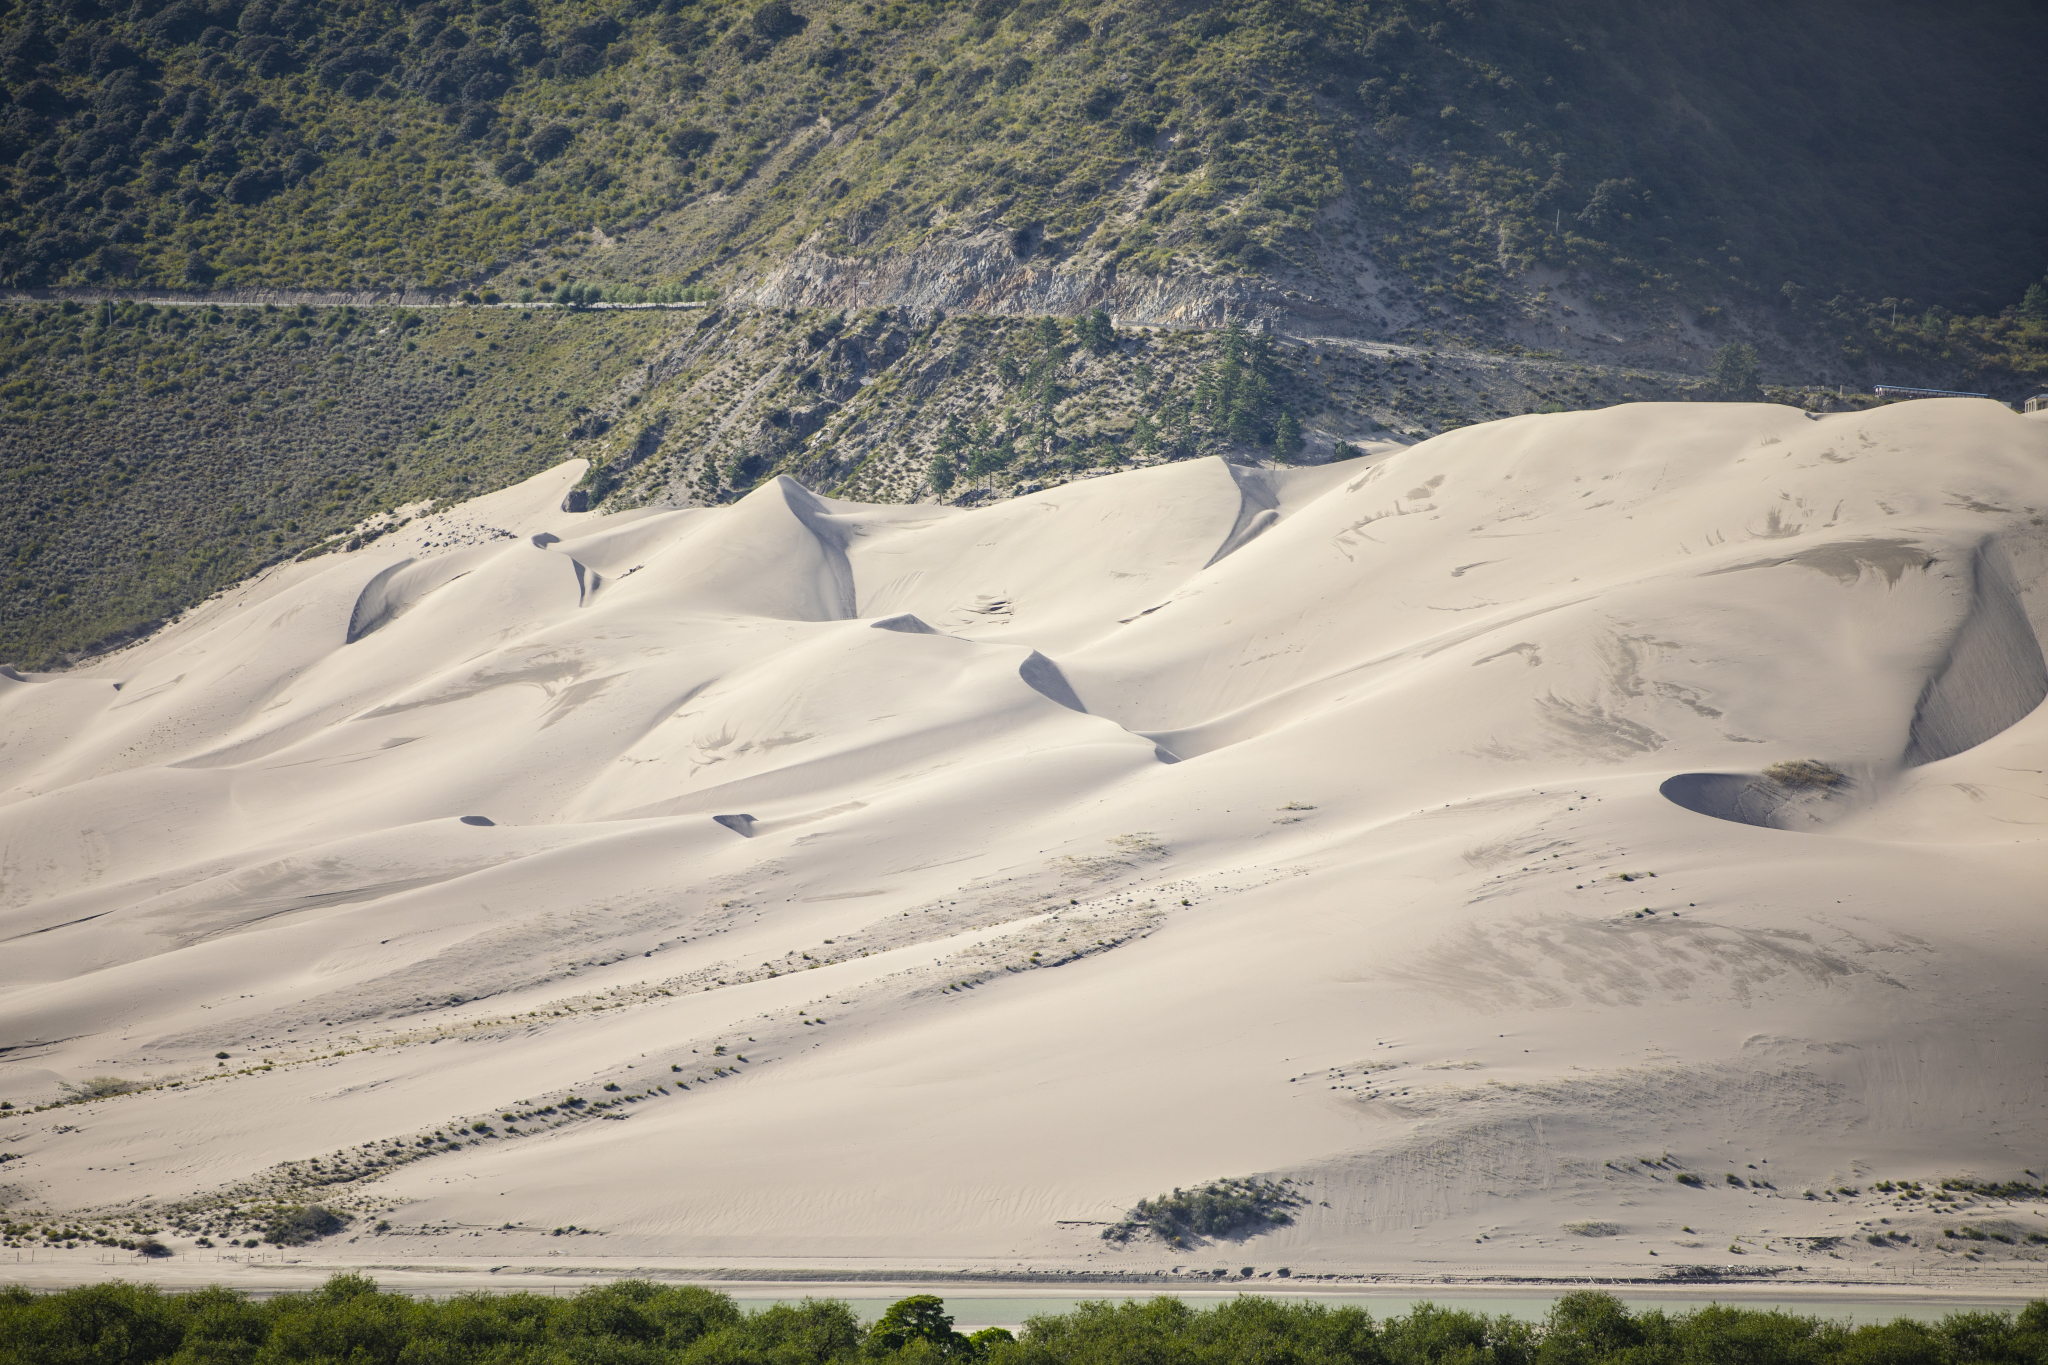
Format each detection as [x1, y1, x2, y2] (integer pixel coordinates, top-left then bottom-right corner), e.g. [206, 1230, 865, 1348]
[1226, 399, 1260, 447]
[1708, 342, 1763, 399]
[967, 434, 1012, 485]
[1221, 317, 1249, 364]
[1130, 412, 1159, 456]
[1075, 307, 1116, 355]
[1272, 409, 1302, 460]
[1162, 399, 1194, 457]
[2023, 280, 2048, 321]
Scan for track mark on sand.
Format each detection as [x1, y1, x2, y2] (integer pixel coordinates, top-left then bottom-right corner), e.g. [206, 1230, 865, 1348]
[1385, 915, 1860, 1010]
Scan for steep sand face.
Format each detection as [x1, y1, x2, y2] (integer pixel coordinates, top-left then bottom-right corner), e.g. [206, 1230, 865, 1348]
[2, 398, 2044, 1283]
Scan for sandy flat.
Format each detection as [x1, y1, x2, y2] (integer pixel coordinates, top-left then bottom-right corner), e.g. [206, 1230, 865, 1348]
[1, 398, 2044, 1291]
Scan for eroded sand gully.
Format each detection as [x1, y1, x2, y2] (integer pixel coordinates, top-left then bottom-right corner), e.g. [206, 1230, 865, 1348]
[2, 399, 2045, 1288]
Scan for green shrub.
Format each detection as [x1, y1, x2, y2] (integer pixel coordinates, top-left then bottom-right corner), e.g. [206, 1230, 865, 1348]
[262, 1205, 347, 1246]
[1101, 1178, 1304, 1246]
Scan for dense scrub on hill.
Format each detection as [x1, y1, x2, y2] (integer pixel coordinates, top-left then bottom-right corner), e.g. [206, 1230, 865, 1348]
[0, 297, 697, 668]
[1802, 283, 2048, 393]
[0, 1279, 2044, 1364]
[596, 306, 1714, 509]
[0, 0, 2042, 331]
[589, 307, 1351, 511]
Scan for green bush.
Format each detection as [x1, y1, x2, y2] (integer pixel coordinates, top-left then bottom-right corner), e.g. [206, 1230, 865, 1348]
[1101, 1178, 1304, 1246]
[263, 1205, 346, 1246]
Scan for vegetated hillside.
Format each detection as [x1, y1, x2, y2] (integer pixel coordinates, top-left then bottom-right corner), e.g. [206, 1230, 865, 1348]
[577, 302, 1733, 517]
[2, 0, 2044, 347]
[0, 297, 699, 667]
[23, 287, 1930, 670]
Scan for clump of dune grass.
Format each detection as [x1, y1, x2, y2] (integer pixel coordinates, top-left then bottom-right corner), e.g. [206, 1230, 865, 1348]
[1764, 759, 1843, 787]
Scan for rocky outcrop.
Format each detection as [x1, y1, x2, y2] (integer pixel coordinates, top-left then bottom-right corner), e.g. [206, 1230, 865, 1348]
[745, 228, 1373, 335]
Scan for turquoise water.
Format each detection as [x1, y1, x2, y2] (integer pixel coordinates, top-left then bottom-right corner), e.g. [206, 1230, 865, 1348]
[730, 1293, 2024, 1330]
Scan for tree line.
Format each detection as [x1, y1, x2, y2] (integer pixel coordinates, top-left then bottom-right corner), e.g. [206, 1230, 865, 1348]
[2, 1276, 2043, 1364]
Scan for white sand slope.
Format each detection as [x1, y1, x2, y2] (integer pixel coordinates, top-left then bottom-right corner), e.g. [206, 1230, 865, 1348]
[3, 398, 2046, 1286]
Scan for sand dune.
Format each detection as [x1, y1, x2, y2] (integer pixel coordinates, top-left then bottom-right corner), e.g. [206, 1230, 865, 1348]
[2, 398, 2044, 1285]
